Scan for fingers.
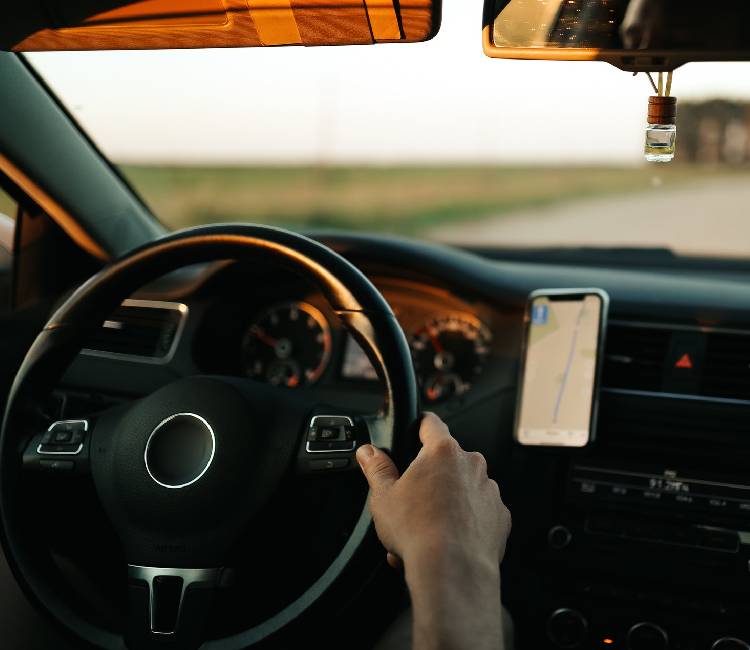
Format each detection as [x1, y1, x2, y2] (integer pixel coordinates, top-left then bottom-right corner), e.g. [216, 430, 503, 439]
[356, 444, 399, 495]
[419, 412, 454, 448]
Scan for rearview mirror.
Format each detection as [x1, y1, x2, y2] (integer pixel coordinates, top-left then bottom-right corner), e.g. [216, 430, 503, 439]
[3, 0, 441, 51]
[483, 0, 750, 71]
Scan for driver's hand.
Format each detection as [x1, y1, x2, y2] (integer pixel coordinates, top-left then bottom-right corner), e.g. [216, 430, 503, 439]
[355, 412, 511, 572]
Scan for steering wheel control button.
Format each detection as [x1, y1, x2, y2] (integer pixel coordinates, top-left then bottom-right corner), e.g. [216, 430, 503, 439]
[319, 427, 340, 440]
[309, 458, 350, 472]
[37, 419, 88, 455]
[627, 622, 669, 650]
[306, 415, 355, 453]
[547, 608, 588, 648]
[144, 413, 216, 489]
[39, 459, 75, 472]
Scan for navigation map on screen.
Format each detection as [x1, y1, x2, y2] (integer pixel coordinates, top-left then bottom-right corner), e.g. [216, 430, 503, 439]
[516, 293, 603, 447]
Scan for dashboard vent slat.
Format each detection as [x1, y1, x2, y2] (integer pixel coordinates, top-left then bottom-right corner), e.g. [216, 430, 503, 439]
[83, 300, 187, 363]
[598, 391, 750, 453]
[602, 324, 671, 392]
[701, 333, 750, 400]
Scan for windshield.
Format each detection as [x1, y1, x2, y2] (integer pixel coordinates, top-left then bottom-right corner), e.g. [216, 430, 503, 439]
[27, 4, 750, 259]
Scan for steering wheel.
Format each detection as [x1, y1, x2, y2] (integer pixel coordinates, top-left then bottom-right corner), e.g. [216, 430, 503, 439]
[0, 225, 420, 649]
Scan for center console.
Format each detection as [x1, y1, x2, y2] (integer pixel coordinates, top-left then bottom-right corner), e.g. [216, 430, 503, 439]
[503, 387, 750, 650]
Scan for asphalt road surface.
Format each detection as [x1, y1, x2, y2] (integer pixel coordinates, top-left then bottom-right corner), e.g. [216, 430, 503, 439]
[430, 175, 750, 258]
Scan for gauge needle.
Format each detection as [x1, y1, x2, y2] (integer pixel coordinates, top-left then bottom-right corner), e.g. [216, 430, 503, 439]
[253, 327, 278, 348]
[427, 384, 441, 402]
[426, 328, 444, 354]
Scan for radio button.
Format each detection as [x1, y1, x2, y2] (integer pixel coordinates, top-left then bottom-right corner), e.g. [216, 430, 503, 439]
[711, 638, 750, 650]
[660, 525, 699, 546]
[547, 608, 588, 649]
[548, 525, 573, 550]
[586, 515, 623, 536]
[579, 482, 597, 495]
[698, 530, 739, 553]
[626, 622, 669, 650]
[622, 521, 655, 540]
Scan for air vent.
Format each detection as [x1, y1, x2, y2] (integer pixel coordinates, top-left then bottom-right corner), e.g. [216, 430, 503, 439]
[597, 321, 750, 453]
[701, 332, 750, 400]
[83, 300, 188, 363]
[598, 390, 750, 452]
[602, 323, 671, 392]
[602, 321, 750, 402]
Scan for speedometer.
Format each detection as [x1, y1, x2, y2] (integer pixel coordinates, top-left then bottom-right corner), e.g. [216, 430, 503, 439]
[410, 316, 492, 404]
[242, 301, 332, 387]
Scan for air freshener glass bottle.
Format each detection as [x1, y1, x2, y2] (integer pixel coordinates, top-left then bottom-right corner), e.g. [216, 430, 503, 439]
[645, 96, 677, 163]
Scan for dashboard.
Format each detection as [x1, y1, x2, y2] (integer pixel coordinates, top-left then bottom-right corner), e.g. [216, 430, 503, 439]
[52, 234, 750, 650]
[190, 270, 505, 408]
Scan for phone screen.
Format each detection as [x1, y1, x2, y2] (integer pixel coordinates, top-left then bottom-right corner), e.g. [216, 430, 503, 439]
[515, 291, 607, 448]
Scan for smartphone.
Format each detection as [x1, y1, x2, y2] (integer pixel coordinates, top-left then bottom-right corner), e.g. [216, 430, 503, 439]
[515, 288, 609, 448]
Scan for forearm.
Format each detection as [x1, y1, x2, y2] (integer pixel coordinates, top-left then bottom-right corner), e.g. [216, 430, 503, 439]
[405, 546, 504, 650]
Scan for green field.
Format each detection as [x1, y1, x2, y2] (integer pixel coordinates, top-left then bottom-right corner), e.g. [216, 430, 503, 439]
[109, 164, 750, 234]
[0, 188, 15, 219]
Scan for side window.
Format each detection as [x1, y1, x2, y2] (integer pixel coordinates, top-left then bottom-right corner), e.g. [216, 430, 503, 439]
[0, 186, 16, 313]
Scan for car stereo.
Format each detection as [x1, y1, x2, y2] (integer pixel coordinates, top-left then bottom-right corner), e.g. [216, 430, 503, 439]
[570, 464, 750, 518]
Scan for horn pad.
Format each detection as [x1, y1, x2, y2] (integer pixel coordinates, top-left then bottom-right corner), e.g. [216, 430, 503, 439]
[144, 413, 215, 489]
[91, 376, 302, 567]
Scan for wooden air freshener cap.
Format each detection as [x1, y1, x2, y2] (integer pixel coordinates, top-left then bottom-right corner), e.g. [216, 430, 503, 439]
[648, 96, 677, 125]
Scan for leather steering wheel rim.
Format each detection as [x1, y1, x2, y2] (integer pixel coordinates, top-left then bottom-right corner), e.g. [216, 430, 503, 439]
[0, 224, 420, 649]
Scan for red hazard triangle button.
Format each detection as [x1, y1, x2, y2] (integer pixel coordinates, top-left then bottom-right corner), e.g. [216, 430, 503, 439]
[674, 353, 693, 369]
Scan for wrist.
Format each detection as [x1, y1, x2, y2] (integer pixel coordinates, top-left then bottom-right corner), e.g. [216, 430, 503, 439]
[403, 537, 500, 587]
[404, 539, 501, 615]
[404, 542, 502, 650]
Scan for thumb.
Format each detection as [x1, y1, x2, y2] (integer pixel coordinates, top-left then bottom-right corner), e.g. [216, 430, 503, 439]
[356, 445, 399, 495]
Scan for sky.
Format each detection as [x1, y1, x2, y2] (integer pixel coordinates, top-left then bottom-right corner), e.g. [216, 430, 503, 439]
[27, 1, 750, 165]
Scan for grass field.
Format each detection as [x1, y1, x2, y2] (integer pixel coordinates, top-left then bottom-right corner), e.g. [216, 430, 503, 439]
[0, 189, 15, 220]
[78, 164, 750, 234]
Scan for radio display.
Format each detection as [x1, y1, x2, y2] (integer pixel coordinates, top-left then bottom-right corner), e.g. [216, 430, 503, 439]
[571, 465, 750, 514]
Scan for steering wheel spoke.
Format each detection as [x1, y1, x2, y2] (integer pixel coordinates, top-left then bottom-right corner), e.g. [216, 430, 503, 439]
[361, 413, 393, 451]
[127, 565, 227, 649]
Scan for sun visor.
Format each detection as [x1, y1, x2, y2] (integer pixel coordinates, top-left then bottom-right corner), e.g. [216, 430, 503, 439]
[4, 0, 441, 51]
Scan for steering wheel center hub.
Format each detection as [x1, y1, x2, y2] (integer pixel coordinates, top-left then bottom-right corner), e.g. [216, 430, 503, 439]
[144, 412, 215, 489]
[91, 375, 303, 568]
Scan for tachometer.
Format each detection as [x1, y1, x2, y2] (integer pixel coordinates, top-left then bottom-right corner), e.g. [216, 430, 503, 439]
[242, 301, 332, 387]
[410, 316, 492, 403]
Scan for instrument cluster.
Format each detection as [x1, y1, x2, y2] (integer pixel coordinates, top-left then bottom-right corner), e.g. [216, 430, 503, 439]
[239, 290, 495, 404]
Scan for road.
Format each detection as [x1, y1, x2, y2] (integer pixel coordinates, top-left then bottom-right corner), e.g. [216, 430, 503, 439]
[429, 175, 750, 257]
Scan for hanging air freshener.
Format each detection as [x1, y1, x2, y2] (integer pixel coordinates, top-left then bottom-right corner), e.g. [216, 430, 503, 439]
[644, 71, 677, 163]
